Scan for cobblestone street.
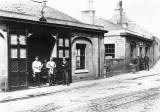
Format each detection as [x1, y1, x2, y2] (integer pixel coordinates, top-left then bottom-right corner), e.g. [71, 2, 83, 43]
[1, 64, 160, 112]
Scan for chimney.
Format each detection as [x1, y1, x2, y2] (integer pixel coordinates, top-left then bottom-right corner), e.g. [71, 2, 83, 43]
[115, 0, 123, 25]
[109, 0, 128, 28]
[81, 0, 95, 24]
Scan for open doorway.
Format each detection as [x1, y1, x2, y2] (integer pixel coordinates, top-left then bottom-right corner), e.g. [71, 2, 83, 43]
[27, 32, 56, 85]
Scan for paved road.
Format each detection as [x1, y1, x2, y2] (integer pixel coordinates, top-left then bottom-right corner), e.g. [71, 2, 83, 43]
[26, 87, 160, 112]
[1, 73, 160, 112]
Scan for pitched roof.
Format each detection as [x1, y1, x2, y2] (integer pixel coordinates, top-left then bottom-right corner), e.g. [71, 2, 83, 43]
[108, 1, 153, 40]
[95, 18, 124, 31]
[0, 0, 79, 22]
[0, 0, 105, 31]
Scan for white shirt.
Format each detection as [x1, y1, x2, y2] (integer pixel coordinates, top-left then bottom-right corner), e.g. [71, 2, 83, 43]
[32, 61, 42, 73]
[47, 61, 56, 74]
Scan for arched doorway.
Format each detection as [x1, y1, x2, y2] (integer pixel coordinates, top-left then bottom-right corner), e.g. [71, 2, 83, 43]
[130, 41, 136, 58]
[27, 32, 56, 85]
[145, 44, 150, 56]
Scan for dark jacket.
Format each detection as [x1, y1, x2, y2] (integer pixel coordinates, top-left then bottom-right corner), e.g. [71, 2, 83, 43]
[144, 56, 149, 64]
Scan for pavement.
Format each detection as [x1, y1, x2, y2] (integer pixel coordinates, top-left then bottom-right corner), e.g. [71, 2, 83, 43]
[0, 60, 160, 103]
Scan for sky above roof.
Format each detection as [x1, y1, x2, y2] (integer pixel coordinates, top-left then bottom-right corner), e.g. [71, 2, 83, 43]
[46, 0, 160, 37]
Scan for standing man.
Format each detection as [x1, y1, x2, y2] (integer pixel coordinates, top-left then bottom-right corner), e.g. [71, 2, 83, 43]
[144, 55, 150, 71]
[139, 55, 144, 70]
[136, 56, 140, 71]
[47, 57, 56, 86]
[41, 58, 48, 84]
[61, 57, 70, 86]
[32, 56, 43, 86]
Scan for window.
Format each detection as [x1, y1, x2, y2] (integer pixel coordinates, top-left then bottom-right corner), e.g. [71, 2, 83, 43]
[20, 48, 27, 58]
[11, 48, 18, 58]
[105, 44, 115, 58]
[65, 50, 69, 58]
[10, 35, 18, 45]
[19, 35, 26, 45]
[76, 44, 86, 69]
[58, 38, 63, 46]
[65, 38, 69, 47]
[59, 50, 63, 58]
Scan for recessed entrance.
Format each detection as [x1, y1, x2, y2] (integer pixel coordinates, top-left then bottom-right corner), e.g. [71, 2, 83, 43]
[27, 32, 56, 85]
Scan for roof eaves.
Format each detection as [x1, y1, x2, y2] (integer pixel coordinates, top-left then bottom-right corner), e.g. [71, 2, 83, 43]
[120, 32, 153, 41]
[0, 14, 107, 33]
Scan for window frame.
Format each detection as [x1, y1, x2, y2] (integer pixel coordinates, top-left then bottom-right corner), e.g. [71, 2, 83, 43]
[76, 44, 86, 70]
[105, 44, 115, 58]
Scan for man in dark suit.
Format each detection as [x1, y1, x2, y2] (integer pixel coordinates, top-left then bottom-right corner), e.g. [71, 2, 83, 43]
[61, 57, 70, 86]
[144, 55, 150, 71]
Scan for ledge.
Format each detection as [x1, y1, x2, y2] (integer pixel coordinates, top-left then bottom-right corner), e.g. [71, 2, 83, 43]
[75, 69, 89, 74]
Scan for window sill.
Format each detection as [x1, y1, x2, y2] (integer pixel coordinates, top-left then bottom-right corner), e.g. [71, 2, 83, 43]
[75, 69, 89, 74]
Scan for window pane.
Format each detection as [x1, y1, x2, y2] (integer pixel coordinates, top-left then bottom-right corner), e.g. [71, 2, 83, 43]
[105, 44, 115, 58]
[20, 48, 27, 58]
[77, 49, 80, 56]
[81, 50, 85, 56]
[76, 44, 86, 69]
[11, 49, 18, 58]
[76, 62, 80, 68]
[11, 35, 18, 45]
[76, 56, 80, 62]
[19, 35, 26, 45]
[65, 50, 69, 58]
[59, 50, 63, 58]
[65, 39, 69, 47]
[58, 38, 63, 46]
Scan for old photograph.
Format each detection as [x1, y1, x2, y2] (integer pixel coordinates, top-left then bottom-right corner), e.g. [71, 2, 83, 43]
[0, 0, 160, 111]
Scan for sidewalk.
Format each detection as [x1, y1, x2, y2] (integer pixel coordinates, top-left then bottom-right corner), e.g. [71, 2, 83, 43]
[0, 60, 160, 103]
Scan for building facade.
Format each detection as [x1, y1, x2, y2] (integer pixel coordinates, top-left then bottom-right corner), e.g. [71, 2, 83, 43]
[81, 0, 159, 76]
[0, 0, 106, 91]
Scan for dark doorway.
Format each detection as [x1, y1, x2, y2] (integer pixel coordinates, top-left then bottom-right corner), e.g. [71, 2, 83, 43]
[27, 32, 56, 85]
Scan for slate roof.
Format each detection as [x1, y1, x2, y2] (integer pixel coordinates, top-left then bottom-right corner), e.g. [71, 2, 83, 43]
[0, 0, 105, 31]
[95, 18, 124, 31]
[96, 17, 153, 40]
[126, 20, 153, 38]
[108, 2, 153, 40]
[0, 0, 80, 22]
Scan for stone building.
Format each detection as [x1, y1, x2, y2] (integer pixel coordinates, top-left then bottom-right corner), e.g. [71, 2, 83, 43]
[0, 0, 106, 91]
[81, 0, 158, 75]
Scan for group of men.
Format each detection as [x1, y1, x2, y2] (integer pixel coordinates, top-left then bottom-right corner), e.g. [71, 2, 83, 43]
[136, 55, 150, 71]
[32, 56, 70, 86]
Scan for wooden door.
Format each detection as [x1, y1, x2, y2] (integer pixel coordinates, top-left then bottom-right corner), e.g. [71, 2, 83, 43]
[9, 34, 28, 90]
[57, 32, 72, 83]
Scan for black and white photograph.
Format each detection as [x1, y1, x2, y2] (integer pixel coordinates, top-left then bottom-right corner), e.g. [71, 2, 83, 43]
[0, 0, 160, 111]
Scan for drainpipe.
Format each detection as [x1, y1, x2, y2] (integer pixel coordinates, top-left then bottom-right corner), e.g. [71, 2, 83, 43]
[98, 33, 101, 78]
[153, 39, 155, 66]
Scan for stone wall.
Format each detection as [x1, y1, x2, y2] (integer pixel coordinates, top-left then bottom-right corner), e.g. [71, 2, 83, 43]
[104, 35, 126, 59]
[0, 25, 8, 91]
[71, 33, 104, 81]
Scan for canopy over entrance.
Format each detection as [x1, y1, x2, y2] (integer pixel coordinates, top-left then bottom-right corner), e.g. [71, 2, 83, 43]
[27, 32, 56, 85]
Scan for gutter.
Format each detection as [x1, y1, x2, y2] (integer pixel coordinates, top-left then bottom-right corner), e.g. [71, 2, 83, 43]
[120, 32, 153, 42]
